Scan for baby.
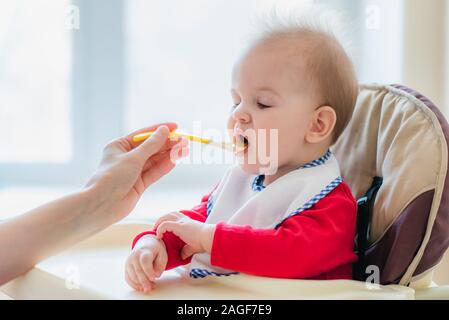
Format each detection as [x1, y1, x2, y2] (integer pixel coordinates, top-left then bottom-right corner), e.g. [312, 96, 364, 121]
[125, 9, 359, 292]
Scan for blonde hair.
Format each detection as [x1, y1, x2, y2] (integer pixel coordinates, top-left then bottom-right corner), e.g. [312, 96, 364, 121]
[247, 2, 359, 143]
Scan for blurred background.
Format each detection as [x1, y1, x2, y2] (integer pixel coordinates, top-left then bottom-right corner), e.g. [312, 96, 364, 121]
[0, 0, 447, 232]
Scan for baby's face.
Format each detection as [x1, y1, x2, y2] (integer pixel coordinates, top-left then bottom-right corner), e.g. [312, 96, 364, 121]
[228, 39, 319, 175]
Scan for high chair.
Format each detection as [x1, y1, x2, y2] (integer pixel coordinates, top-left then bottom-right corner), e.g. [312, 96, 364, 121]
[333, 84, 449, 296]
[1, 84, 448, 299]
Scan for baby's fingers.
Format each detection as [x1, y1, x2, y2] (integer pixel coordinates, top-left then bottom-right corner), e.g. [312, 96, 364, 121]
[125, 269, 142, 292]
[132, 260, 154, 292]
[156, 221, 181, 239]
[154, 212, 184, 230]
[125, 262, 143, 292]
[139, 251, 157, 281]
[153, 250, 168, 278]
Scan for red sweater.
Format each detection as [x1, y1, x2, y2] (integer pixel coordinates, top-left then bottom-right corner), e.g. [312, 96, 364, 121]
[133, 182, 358, 280]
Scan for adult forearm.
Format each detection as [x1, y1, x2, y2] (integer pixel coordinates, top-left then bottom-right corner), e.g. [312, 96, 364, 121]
[0, 187, 113, 285]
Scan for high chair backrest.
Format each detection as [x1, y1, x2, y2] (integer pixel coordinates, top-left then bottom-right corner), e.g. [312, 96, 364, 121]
[332, 84, 449, 286]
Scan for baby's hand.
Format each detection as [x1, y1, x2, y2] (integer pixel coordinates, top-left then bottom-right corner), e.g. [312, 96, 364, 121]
[155, 212, 216, 259]
[125, 234, 167, 293]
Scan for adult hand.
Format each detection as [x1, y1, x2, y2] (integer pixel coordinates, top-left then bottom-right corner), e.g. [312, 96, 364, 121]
[85, 123, 189, 223]
[0, 122, 188, 286]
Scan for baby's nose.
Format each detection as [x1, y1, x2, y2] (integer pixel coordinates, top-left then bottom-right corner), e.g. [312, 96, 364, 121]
[232, 105, 251, 123]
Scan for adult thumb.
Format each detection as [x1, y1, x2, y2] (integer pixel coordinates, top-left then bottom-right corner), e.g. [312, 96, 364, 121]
[133, 125, 170, 161]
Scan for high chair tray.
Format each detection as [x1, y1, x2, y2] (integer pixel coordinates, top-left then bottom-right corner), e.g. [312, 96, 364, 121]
[0, 222, 415, 300]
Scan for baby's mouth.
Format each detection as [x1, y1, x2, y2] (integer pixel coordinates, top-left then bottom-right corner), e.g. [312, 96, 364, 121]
[234, 133, 249, 154]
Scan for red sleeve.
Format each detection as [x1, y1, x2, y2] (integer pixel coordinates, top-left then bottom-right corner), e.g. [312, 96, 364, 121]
[210, 182, 358, 279]
[131, 192, 210, 270]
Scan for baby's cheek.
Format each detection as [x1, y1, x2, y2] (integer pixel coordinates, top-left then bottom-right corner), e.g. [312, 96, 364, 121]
[275, 131, 298, 163]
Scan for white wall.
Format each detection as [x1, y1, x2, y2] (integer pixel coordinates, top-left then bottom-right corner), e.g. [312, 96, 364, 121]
[358, 0, 405, 85]
[446, 0, 449, 117]
[403, 0, 446, 112]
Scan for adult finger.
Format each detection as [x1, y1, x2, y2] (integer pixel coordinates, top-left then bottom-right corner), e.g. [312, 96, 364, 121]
[140, 142, 189, 187]
[141, 153, 177, 188]
[125, 122, 178, 148]
[141, 138, 188, 172]
[130, 125, 171, 163]
[104, 123, 178, 155]
[168, 140, 190, 163]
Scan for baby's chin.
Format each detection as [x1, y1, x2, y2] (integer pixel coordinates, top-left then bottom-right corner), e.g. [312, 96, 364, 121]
[237, 162, 261, 175]
[236, 158, 280, 176]
[234, 146, 280, 175]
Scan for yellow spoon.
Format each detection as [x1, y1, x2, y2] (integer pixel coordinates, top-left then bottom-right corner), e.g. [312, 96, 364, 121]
[132, 131, 246, 153]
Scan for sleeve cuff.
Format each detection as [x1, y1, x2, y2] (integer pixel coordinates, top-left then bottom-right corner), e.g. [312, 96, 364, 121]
[131, 231, 157, 249]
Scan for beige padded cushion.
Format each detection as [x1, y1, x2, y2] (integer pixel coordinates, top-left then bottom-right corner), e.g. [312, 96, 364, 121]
[332, 84, 446, 245]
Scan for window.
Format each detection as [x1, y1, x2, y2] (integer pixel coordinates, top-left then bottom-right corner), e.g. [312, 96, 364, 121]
[125, 0, 263, 132]
[0, 0, 125, 186]
[0, 0, 72, 163]
[124, 0, 405, 135]
[0, 0, 405, 188]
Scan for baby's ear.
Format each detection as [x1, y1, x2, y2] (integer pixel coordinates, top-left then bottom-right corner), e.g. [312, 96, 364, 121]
[305, 106, 337, 144]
